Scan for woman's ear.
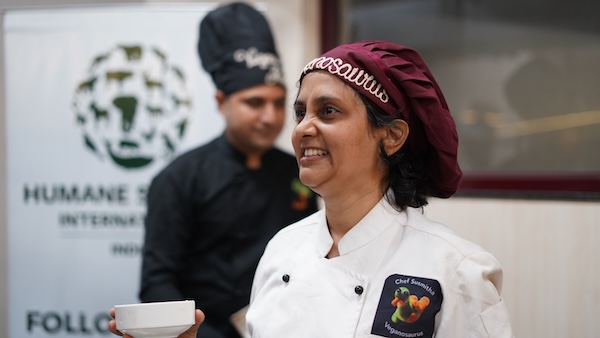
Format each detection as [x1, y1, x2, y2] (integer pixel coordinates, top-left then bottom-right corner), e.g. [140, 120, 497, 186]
[382, 119, 409, 156]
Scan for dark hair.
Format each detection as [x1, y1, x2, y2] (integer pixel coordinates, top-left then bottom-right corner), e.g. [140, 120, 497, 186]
[360, 94, 430, 210]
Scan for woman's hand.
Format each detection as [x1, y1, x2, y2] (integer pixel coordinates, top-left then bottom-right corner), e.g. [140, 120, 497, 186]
[107, 307, 205, 338]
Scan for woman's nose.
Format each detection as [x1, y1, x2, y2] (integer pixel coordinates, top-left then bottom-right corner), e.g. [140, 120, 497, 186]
[294, 113, 317, 136]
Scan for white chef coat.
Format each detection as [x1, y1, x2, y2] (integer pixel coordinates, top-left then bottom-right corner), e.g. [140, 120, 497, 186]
[246, 197, 513, 338]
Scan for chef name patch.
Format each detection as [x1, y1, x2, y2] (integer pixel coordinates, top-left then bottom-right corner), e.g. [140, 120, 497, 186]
[371, 274, 442, 338]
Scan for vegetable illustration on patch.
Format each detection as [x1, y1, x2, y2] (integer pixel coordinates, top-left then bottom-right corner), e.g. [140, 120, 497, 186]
[371, 274, 442, 338]
[391, 286, 430, 324]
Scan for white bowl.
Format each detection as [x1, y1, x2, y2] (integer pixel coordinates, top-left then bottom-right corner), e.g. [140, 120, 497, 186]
[114, 300, 195, 338]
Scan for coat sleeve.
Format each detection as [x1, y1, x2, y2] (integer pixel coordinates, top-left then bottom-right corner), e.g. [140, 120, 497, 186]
[436, 251, 514, 338]
[138, 170, 189, 302]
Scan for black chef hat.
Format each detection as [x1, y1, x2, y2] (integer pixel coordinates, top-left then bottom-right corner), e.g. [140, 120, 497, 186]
[198, 2, 284, 95]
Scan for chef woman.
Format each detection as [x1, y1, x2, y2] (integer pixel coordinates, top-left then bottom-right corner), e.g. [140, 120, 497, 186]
[244, 40, 513, 338]
[109, 40, 513, 338]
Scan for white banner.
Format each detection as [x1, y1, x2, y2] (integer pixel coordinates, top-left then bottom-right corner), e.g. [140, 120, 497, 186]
[5, 4, 222, 337]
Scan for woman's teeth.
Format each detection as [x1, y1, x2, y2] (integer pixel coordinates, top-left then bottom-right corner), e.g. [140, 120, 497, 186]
[304, 149, 329, 157]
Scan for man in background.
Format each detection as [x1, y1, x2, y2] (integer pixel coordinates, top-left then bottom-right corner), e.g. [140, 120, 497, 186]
[138, 3, 319, 338]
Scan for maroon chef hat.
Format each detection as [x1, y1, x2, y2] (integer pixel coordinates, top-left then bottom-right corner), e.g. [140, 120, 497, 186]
[302, 40, 462, 198]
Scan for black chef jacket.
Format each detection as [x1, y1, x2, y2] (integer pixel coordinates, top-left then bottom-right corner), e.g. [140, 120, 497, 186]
[139, 134, 319, 338]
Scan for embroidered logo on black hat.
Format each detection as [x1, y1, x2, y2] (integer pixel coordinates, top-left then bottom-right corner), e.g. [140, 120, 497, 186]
[371, 274, 442, 338]
[233, 47, 283, 84]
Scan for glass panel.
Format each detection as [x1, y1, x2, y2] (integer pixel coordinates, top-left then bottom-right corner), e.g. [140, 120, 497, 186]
[341, 0, 600, 175]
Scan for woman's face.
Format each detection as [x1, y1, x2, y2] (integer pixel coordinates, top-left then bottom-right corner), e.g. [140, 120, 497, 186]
[292, 71, 387, 199]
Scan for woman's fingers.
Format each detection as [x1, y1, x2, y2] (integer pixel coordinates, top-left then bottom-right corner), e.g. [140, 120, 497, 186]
[108, 307, 126, 337]
[107, 307, 204, 338]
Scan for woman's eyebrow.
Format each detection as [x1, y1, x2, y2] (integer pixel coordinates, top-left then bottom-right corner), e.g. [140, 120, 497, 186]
[294, 95, 337, 107]
[315, 96, 336, 105]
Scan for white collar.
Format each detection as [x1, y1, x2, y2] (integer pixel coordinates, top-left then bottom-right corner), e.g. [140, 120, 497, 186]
[315, 197, 408, 257]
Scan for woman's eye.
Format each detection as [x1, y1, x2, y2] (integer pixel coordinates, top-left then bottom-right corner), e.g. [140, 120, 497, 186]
[294, 109, 306, 121]
[322, 106, 337, 116]
[293, 105, 337, 122]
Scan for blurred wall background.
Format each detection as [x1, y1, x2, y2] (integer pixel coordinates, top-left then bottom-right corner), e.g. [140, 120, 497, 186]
[1, 1, 599, 338]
